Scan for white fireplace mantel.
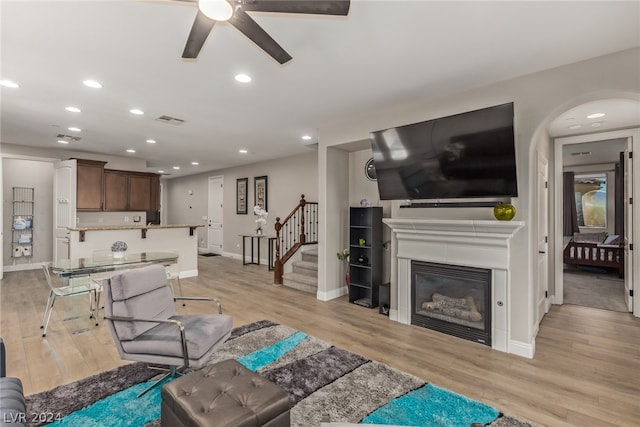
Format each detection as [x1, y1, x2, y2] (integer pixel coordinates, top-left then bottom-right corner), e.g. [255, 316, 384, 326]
[383, 218, 526, 356]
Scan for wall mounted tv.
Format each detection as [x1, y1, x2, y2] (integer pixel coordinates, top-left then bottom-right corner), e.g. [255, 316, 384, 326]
[370, 102, 518, 201]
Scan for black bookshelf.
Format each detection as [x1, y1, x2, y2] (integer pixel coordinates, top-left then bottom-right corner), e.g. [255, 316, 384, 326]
[348, 207, 382, 308]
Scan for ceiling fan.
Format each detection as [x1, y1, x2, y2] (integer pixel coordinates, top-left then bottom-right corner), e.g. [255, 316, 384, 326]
[176, 0, 351, 64]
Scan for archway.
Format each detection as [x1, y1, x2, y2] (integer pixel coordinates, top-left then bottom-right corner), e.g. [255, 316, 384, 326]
[528, 93, 640, 326]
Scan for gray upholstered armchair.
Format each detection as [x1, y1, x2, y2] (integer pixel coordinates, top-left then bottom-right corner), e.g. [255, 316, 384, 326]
[103, 264, 232, 396]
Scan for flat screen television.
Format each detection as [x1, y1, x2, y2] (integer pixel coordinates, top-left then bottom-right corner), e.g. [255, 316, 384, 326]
[370, 102, 517, 200]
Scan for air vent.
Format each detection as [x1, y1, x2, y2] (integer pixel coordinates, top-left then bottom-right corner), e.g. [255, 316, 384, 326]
[154, 115, 186, 125]
[56, 133, 81, 141]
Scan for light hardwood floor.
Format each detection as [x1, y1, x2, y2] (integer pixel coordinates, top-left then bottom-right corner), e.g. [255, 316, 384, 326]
[1, 256, 639, 426]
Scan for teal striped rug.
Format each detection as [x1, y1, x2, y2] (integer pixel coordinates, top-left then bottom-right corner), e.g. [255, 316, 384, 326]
[26, 320, 535, 427]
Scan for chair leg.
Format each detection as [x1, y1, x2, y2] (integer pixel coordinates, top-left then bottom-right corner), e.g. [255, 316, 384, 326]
[137, 366, 177, 398]
[89, 290, 99, 326]
[41, 293, 57, 337]
[176, 276, 185, 307]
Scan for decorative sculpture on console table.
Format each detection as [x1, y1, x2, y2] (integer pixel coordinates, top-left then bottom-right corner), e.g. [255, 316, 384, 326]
[253, 205, 268, 235]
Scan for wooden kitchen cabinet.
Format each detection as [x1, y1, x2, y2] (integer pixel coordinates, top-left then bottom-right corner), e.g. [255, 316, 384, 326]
[128, 174, 151, 211]
[104, 170, 128, 211]
[150, 174, 160, 211]
[76, 159, 107, 211]
[104, 169, 159, 211]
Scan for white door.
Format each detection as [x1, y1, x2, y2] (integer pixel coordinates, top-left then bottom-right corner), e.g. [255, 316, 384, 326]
[53, 160, 77, 261]
[623, 146, 633, 311]
[207, 176, 223, 255]
[535, 152, 549, 324]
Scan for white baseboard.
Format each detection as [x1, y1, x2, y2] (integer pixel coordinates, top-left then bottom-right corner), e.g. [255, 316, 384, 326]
[317, 286, 347, 301]
[509, 339, 535, 358]
[198, 247, 209, 254]
[179, 269, 198, 278]
[3, 262, 43, 272]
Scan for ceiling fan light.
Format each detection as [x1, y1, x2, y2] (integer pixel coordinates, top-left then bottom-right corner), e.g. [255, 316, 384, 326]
[199, 0, 233, 21]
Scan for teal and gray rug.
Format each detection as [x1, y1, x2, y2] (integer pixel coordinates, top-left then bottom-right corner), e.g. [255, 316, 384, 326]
[26, 320, 536, 426]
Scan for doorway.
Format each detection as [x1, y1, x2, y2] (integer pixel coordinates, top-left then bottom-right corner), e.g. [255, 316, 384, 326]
[207, 176, 224, 255]
[554, 131, 636, 314]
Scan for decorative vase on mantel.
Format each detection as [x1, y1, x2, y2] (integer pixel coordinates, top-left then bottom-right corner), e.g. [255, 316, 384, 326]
[493, 203, 516, 221]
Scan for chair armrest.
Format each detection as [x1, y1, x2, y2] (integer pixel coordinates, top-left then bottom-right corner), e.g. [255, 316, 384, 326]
[173, 297, 223, 314]
[104, 316, 190, 368]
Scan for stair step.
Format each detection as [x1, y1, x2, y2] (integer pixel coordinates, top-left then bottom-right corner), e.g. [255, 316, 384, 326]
[301, 248, 318, 262]
[283, 272, 317, 294]
[292, 260, 318, 276]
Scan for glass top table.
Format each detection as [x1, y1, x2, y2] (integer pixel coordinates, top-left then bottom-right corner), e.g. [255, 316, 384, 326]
[51, 251, 179, 278]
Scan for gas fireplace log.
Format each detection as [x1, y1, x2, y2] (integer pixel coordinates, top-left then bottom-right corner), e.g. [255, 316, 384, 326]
[422, 293, 482, 322]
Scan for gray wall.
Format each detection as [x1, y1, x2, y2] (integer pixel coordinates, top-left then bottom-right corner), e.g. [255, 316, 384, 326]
[165, 151, 318, 255]
[2, 158, 54, 267]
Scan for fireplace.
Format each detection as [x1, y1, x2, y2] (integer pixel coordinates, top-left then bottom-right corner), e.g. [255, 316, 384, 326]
[383, 218, 526, 356]
[411, 261, 491, 346]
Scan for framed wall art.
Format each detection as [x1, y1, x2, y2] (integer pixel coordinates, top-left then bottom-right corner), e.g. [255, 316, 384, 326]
[254, 175, 268, 211]
[236, 178, 248, 214]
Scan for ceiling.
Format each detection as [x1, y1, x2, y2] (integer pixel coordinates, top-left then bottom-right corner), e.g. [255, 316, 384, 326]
[2, 1, 639, 178]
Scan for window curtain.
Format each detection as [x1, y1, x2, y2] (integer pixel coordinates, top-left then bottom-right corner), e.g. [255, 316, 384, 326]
[563, 171, 579, 236]
[614, 152, 624, 236]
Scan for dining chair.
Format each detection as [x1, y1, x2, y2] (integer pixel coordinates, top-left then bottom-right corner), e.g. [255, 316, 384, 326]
[40, 264, 101, 337]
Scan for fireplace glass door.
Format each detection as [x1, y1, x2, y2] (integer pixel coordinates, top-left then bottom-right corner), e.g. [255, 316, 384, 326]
[411, 261, 491, 346]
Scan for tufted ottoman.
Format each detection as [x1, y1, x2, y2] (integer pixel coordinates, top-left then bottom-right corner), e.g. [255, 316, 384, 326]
[161, 359, 290, 427]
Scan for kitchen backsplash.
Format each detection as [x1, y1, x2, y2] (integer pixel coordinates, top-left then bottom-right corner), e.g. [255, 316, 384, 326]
[77, 212, 147, 226]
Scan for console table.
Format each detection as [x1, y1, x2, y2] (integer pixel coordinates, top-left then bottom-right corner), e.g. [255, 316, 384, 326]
[240, 234, 276, 270]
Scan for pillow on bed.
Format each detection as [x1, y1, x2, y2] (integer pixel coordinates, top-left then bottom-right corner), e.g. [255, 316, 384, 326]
[572, 232, 607, 244]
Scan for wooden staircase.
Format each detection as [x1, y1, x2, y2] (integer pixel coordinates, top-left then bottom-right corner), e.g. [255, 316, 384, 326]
[282, 248, 318, 293]
[273, 194, 318, 287]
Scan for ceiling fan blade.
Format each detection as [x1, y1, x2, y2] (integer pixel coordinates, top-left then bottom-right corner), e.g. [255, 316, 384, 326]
[229, 8, 292, 64]
[182, 10, 216, 59]
[242, 0, 350, 15]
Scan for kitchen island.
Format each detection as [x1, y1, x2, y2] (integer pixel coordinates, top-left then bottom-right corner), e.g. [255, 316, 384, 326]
[66, 224, 204, 278]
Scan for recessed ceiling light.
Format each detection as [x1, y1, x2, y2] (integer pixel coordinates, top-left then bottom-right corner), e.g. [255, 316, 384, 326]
[191, 162, 199, 165]
[130, 108, 144, 115]
[235, 73, 252, 83]
[158, 170, 165, 174]
[0, 79, 19, 88]
[568, 124, 582, 130]
[591, 122, 603, 128]
[57, 140, 69, 144]
[68, 127, 81, 132]
[126, 149, 136, 153]
[65, 106, 81, 113]
[302, 135, 312, 140]
[239, 149, 248, 154]
[146, 139, 156, 144]
[173, 166, 180, 170]
[83, 79, 102, 89]
[587, 113, 605, 119]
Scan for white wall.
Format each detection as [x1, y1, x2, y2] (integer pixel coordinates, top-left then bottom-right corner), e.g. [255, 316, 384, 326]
[319, 48, 640, 352]
[165, 152, 318, 257]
